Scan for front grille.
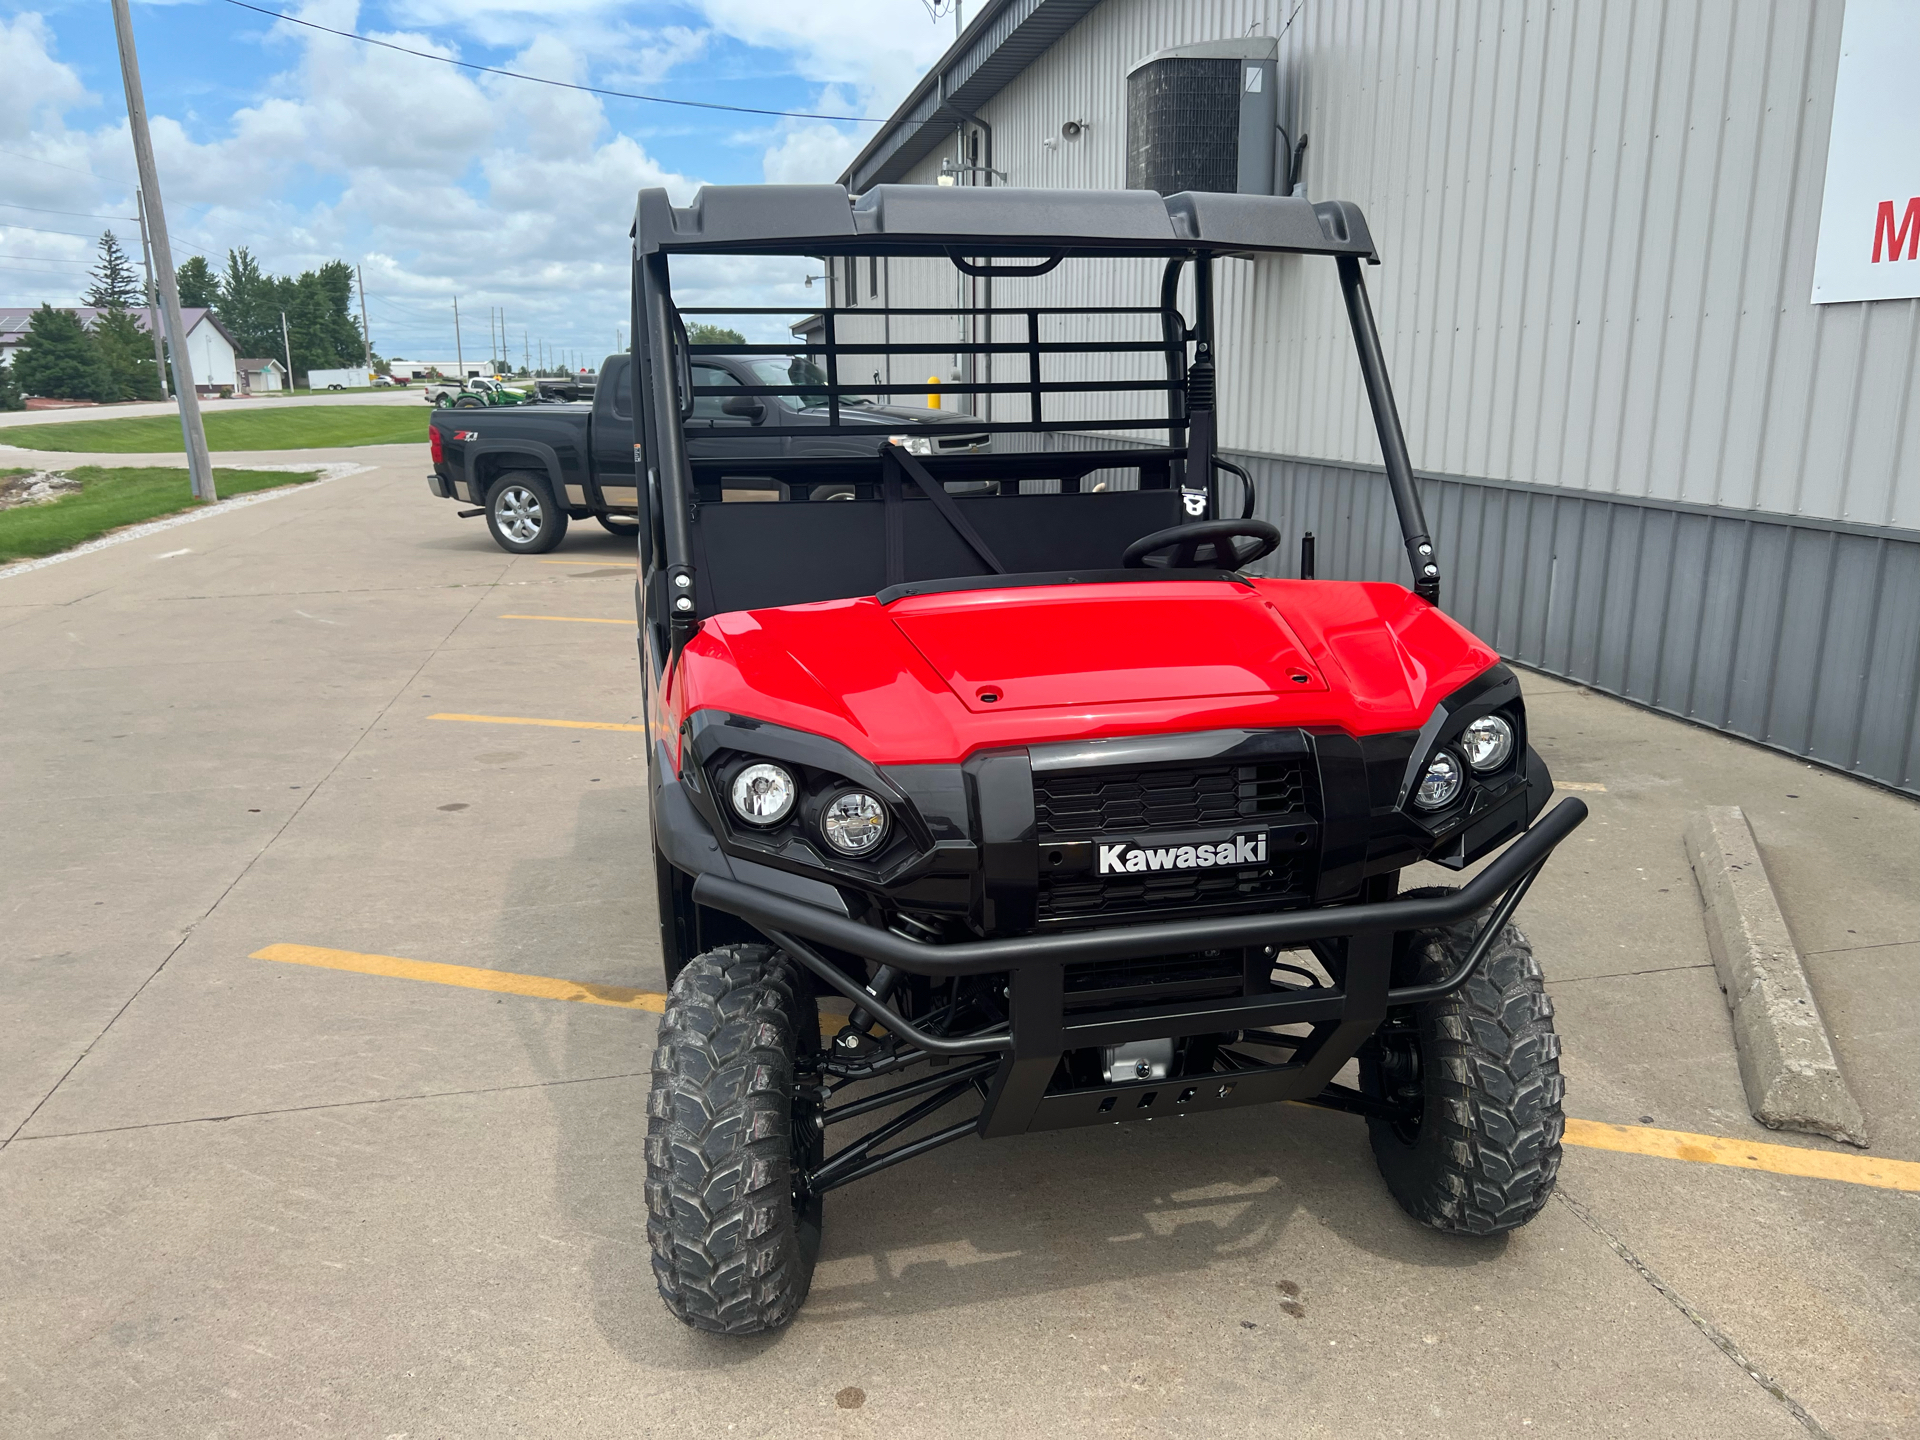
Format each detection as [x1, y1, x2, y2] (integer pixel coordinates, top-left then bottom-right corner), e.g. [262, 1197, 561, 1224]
[1034, 760, 1308, 838]
[1033, 758, 1315, 922]
[1040, 855, 1306, 921]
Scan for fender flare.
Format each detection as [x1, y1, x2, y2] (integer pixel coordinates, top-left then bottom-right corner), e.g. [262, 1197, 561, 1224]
[465, 439, 567, 504]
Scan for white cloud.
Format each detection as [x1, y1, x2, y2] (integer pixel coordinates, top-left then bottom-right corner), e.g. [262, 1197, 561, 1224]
[0, 0, 946, 347]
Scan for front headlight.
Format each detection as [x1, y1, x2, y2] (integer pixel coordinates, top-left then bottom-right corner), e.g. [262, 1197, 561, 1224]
[730, 763, 795, 825]
[821, 791, 889, 854]
[1461, 714, 1514, 772]
[1413, 750, 1465, 811]
[888, 434, 934, 457]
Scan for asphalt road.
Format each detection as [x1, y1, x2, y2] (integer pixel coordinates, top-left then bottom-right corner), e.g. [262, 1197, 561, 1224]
[1, 447, 1914, 1438]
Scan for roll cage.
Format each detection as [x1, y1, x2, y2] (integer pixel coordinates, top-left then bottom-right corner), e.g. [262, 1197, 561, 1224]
[629, 183, 1441, 657]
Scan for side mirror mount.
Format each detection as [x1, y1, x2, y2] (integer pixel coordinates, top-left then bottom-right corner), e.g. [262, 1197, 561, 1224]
[721, 394, 766, 423]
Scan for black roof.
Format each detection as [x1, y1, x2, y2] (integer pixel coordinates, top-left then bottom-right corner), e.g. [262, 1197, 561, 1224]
[634, 184, 1377, 262]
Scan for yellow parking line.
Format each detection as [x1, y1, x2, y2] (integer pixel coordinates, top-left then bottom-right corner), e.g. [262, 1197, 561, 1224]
[251, 943, 664, 1013]
[533, 558, 633, 566]
[251, 943, 1914, 1193]
[429, 712, 646, 732]
[498, 614, 631, 625]
[251, 943, 844, 1037]
[1561, 1118, 1917, 1192]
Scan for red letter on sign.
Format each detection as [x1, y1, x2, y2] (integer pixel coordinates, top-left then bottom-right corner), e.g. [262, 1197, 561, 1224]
[1872, 198, 1920, 262]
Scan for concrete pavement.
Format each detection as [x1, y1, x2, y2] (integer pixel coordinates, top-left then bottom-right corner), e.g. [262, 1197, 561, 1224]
[0, 447, 1913, 1438]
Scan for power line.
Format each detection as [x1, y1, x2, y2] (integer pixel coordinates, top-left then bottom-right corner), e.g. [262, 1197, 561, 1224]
[221, 0, 885, 124]
[0, 202, 141, 222]
[0, 220, 136, 241]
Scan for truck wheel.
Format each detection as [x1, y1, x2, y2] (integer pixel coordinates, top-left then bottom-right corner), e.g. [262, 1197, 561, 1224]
[1361, 888, 1564, 1236]
[646, 944, 822, 1335]
[484, 473, 568, 554]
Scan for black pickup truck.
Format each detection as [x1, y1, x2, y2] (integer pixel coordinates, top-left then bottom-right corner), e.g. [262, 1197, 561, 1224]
[427, 351, 989, 554]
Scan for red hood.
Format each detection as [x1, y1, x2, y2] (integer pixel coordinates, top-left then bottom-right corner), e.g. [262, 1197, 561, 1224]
[670, 579, 1499, 766]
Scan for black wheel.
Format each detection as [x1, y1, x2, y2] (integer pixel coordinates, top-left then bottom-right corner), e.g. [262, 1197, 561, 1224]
[596, 513, 640, 535]
[646, 944, 822, 1334]
[1360, 888, 1564, 1235]
[452, 394, 484, 408]
[483, 472, 568, 554]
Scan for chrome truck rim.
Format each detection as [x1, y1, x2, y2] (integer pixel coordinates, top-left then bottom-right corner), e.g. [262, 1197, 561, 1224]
[495, 485, 542, 542]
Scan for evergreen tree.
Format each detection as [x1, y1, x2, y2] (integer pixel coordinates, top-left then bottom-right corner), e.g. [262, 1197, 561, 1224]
[176, 255, 218, 309]
[84, 231, 142, 310]
[92, 308, 164, 402]
[217, 247, 279, 360]
[0, 353, 23, 412]
[12, 305, 115, 401]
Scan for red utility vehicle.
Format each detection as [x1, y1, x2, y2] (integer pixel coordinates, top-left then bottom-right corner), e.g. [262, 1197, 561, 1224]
[631, 183, 1588, 1334]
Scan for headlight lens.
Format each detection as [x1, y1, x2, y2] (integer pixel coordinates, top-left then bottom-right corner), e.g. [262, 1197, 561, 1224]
[821, 791, 889, 855]
[730, 763, 795, 825]
[1414, 750, 1464, 811]
[1462, 714, 1514, 772]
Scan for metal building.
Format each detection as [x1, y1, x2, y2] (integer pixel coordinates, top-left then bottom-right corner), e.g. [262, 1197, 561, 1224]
[840, 0, 1920, 795]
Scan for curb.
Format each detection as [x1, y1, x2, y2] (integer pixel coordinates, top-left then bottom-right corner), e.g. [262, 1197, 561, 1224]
[1684, 807, 1868, 1147]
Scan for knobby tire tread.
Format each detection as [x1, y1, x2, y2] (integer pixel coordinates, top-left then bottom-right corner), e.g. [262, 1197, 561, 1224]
[1369, 892, 1565, 1235]
[645, 943, 817, 1334]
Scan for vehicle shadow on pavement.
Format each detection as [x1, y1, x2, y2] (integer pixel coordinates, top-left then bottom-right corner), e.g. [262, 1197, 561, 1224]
[514, 790, 1512, 1370]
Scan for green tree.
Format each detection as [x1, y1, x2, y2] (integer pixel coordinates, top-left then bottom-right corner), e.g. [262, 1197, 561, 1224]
[175, 255, 218, 308]
[217, 247, 278, 360]
[84, 231, 142, 310]
[12, 305, 115, 401]
[687, 323, 745, 347]
[0, 353, 23, 412]
[91, 308, 164, 402]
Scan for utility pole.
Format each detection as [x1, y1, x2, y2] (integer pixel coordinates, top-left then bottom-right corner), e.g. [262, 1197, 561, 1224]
[356, 263, 372, 378]
[134, 188, 169, 400]
[111, 0, 213, 500]
[523, 329, 528, 372]
[453, 297, 464, 376]
[280, 311, 294, 390]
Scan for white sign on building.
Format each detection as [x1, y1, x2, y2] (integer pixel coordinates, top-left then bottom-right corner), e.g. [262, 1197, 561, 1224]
[1812, 0, 1920, 303]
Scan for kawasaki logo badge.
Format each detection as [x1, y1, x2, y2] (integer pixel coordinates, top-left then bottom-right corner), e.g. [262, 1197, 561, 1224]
[1097, 833, 1267, 875]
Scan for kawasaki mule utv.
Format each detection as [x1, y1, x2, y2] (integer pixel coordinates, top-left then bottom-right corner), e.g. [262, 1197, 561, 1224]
[630, 183, 1587, 1335]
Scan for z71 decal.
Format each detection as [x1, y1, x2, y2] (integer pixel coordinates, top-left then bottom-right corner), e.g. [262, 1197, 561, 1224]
[1097, 833, 1268, 875]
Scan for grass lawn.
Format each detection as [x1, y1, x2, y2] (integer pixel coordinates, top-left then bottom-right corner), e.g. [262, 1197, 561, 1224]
[0, 467, 321, 564]
[1, 404, 427, 453]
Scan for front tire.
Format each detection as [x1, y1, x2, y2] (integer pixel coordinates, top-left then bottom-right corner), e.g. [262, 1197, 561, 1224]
[646, 945, 822, 1334]
[484, 473, 568, 554]
[1361, 890, 1565, 1235]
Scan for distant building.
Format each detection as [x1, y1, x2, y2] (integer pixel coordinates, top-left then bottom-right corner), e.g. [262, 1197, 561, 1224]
[387, 357, 487, 381]
[0, 306, 239, 395]
[236, 358, 287, 394]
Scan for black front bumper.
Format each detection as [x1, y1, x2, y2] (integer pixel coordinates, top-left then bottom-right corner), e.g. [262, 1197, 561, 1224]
[691, 796, 1586, 1137]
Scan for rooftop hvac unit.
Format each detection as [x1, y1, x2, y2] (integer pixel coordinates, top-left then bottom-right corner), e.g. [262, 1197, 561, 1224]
[1126, 37, 1281, 196]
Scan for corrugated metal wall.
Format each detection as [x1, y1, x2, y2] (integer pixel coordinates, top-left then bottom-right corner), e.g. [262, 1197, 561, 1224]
[916, 0, 1918, 529]
[1244, 455, 1920, 793]
[873, 0, 1920, 792]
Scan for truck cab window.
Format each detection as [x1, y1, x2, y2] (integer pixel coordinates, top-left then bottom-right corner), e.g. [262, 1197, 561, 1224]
[690, 365, 742, 418]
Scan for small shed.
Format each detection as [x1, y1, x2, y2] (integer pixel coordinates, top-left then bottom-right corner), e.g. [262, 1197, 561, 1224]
[237, 358, 287, 394]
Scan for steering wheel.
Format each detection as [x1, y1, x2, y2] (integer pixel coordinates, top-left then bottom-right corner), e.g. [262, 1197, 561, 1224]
[1123, 519, 1281, 571]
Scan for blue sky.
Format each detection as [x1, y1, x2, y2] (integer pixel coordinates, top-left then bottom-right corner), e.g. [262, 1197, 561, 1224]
[2, 1, 962, 363]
